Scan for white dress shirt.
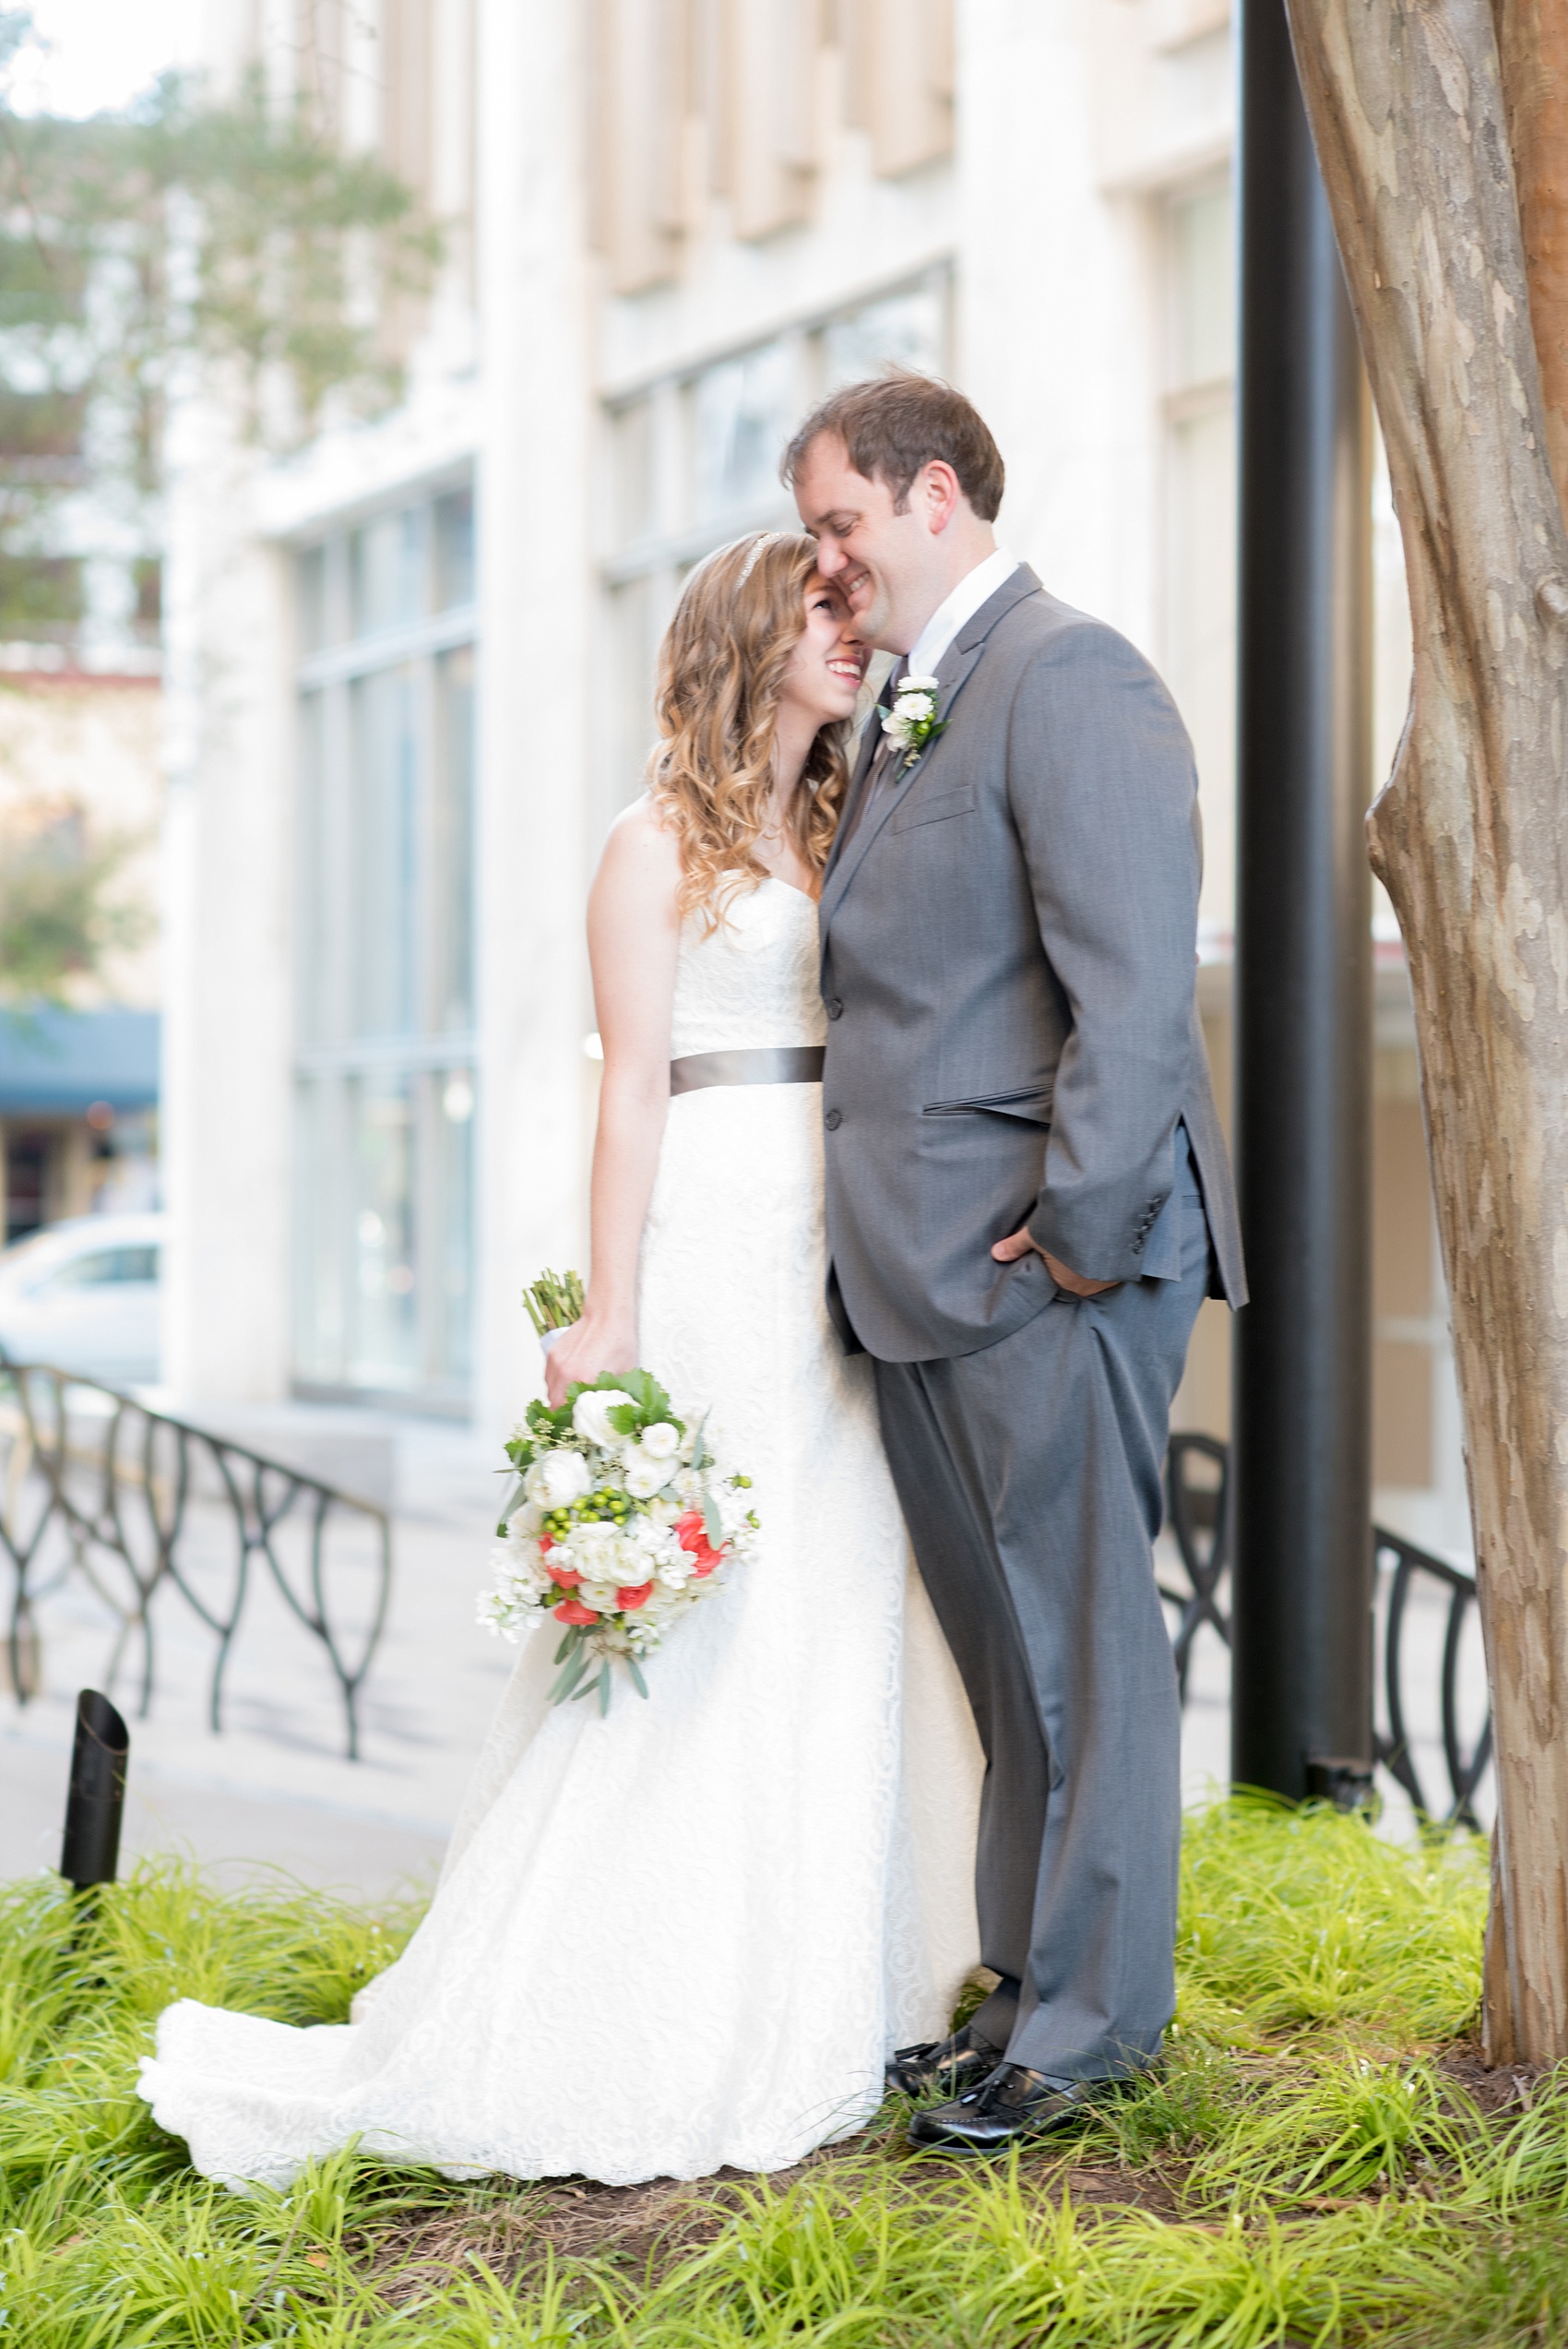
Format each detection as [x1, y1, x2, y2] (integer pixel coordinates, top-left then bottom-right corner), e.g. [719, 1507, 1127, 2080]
[905, 544, 1020, 678]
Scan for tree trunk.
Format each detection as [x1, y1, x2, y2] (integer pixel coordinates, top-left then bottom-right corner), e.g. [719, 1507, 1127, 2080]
[1496, 0, 1568, 504]
[1280, 0, 1568, 2062]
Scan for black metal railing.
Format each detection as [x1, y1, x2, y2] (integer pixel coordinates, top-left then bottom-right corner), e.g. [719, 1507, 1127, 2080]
[1160, 1436, 1491, 1829]
[0, 1362, 392, 1759]
[1372, 1527, 1492, 1830]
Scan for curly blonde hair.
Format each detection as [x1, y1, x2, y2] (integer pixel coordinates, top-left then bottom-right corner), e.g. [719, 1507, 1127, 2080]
[647, 531, 851, 929]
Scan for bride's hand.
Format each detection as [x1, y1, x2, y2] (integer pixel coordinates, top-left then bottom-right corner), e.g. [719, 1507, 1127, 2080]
[545, 1312, 638, 1408]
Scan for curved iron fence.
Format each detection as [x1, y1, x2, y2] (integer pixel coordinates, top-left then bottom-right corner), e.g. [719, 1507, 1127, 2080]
[1372, 1527, 1492, 1830]
[0, 1362, 391, 1759]
[1, 1370, 1485, 1812]
[1160, 1435, 1491, 1829]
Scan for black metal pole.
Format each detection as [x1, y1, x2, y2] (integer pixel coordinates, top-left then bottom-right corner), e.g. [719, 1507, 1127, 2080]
[60, 1689, 129, 1890]
[1231, 0, 1374, 1801]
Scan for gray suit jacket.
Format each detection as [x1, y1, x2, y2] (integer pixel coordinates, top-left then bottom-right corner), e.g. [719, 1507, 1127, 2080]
[818, 565, 1246, 1363]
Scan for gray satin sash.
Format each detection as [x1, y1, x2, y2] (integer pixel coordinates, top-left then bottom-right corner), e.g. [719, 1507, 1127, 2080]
[670, 1045, 826, 1095]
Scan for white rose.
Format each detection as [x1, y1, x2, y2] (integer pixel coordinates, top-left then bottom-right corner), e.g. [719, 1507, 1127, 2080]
[639, 1422, 681, 1460]
[893, 690, 931, 721]
[624, 1454, 673, 1499]
[574, 1520, 623, 1572]
[903, 672, 940, 693]
[573, 1389, 635, 1447]
[505, 1499, 543, 1541]
[525, 1449, 591, 1508]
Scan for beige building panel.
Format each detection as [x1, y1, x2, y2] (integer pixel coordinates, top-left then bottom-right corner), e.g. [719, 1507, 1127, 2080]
[1372, 1091, 1433, 1321]
[723, 0, 818, 241]
[1374, 1338, 1433, 1492]
[866, 0, 954, 177]
[595, 0, 690, 290]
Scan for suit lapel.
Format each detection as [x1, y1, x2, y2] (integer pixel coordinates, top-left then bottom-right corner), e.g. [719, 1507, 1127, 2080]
[819, 565, 1041, 944]
[823, 670, 895, 893]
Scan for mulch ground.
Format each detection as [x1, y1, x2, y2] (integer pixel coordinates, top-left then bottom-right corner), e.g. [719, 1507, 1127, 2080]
[364, 2119, 1189, 2305]
[362, 2038, 1541, 2308]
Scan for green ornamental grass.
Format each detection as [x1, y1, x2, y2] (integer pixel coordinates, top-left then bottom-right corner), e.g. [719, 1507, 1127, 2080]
[5, 1796, 1568, 2346]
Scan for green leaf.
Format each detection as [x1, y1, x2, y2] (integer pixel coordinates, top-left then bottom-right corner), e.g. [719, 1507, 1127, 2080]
[702, 1492, 725, 1550]
[626, 1655, 649, 1700]
[552, 1625, 582, 1667]
[550, 1647, 592, 1706]
[618, 1368, 676, 1420]
[597, 1663, 612, 1717]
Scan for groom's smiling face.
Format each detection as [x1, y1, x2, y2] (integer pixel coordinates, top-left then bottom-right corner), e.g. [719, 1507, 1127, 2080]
[791, 433, 956, 656]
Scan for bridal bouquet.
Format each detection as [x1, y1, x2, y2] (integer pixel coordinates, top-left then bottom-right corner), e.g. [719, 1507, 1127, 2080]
[479, 1276, 760, 1714]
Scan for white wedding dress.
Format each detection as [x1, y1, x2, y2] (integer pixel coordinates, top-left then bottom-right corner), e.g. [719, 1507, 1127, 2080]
[138, 876, 982, 2188]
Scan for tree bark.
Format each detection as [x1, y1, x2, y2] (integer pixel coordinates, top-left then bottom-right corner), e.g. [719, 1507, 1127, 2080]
[1280, 0, 1568, 2062]
[1496, 0, 1568, 507]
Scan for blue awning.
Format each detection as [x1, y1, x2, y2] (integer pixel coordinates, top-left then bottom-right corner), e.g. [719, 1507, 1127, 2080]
[0, 1008, 160, 1115]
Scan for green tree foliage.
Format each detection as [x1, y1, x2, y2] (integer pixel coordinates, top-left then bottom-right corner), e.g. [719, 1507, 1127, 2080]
[0, 10, 440, 469]
[0, 7, 437, 1000]
[0, 795, 149, 1008]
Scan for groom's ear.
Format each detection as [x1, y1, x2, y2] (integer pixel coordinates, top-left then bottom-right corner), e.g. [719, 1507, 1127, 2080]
[911, 460, 965, 535]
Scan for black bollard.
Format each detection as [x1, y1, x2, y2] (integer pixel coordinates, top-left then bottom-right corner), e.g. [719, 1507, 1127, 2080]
[60, 1689, 129, 1890]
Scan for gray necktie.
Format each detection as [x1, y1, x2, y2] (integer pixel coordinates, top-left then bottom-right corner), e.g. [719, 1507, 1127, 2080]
[839, 658, 908, 853]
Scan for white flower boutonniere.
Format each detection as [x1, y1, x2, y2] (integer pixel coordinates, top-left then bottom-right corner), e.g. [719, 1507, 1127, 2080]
[881, 673, 945, 772]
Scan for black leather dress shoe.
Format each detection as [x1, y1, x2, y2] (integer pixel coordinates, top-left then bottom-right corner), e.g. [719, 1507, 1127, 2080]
[906, 2062, 1104, 2152]
[885, 2023, 1004, 2100]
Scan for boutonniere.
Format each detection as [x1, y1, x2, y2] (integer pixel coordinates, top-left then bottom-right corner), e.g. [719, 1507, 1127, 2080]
[881, 673, 945, 772]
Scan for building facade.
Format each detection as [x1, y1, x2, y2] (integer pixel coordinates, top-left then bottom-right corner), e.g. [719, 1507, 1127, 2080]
[165, 0, 1467, 1552]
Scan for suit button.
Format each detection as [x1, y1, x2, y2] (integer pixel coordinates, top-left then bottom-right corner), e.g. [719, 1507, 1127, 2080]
[824, 1108, 842, 1130]
[826, 996, 843, 1019]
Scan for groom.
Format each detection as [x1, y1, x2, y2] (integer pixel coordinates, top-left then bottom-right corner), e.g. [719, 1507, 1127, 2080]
[786, 374, 1245, 2152]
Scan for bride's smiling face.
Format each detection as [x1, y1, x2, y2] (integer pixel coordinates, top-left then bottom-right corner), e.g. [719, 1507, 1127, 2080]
[776, 574, 867, 729]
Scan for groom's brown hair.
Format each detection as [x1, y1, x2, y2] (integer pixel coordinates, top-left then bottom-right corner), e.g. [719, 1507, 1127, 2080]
[782, 370, 1005, 522]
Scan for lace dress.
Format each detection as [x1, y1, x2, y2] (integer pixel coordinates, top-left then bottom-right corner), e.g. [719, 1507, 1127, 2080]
[137, 878, 982, 2189]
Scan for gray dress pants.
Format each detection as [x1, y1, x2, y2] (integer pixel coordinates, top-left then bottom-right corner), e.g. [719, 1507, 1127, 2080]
[873, 1138, 1210, 2082]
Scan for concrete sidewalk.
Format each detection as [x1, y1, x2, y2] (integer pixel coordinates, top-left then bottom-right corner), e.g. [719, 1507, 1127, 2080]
[1, 1410, 511, 1904]
[1, 1399, 1487, 1905]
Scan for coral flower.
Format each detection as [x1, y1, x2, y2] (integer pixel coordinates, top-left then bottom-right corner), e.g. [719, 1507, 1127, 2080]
[616, 1580, 654, 1611]
[675, 1508, 726, 1579]
[553, 1598, 600, 1625]
[547, 1561, 583, 1588]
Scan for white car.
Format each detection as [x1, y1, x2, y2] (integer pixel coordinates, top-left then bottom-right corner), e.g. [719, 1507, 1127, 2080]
[0, 1212, 164, 1389]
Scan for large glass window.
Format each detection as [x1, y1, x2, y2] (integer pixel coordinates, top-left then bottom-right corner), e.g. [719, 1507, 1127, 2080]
[291, 481, 478, 1410]
[599, 269, 950, 827]
[689, 340, 798, 522]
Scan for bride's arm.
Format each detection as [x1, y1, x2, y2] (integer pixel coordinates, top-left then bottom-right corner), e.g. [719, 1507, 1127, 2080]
[544, 801, 683, 1407]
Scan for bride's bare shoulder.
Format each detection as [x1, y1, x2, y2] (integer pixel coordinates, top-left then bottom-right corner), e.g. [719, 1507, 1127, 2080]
[597, 793, 683, 890]
[590, 794, 683, 937]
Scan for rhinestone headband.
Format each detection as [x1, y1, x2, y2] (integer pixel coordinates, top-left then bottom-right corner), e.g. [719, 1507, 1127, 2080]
[737, 531, 785, 587]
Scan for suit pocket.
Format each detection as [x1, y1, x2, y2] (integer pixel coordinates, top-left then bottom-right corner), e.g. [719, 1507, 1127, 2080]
[891, 783, 977, 832]
[922, 1084, 1054, 1124]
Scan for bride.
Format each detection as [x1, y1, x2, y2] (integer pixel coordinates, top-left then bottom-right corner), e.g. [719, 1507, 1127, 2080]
[137, 531, 981, 2189]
